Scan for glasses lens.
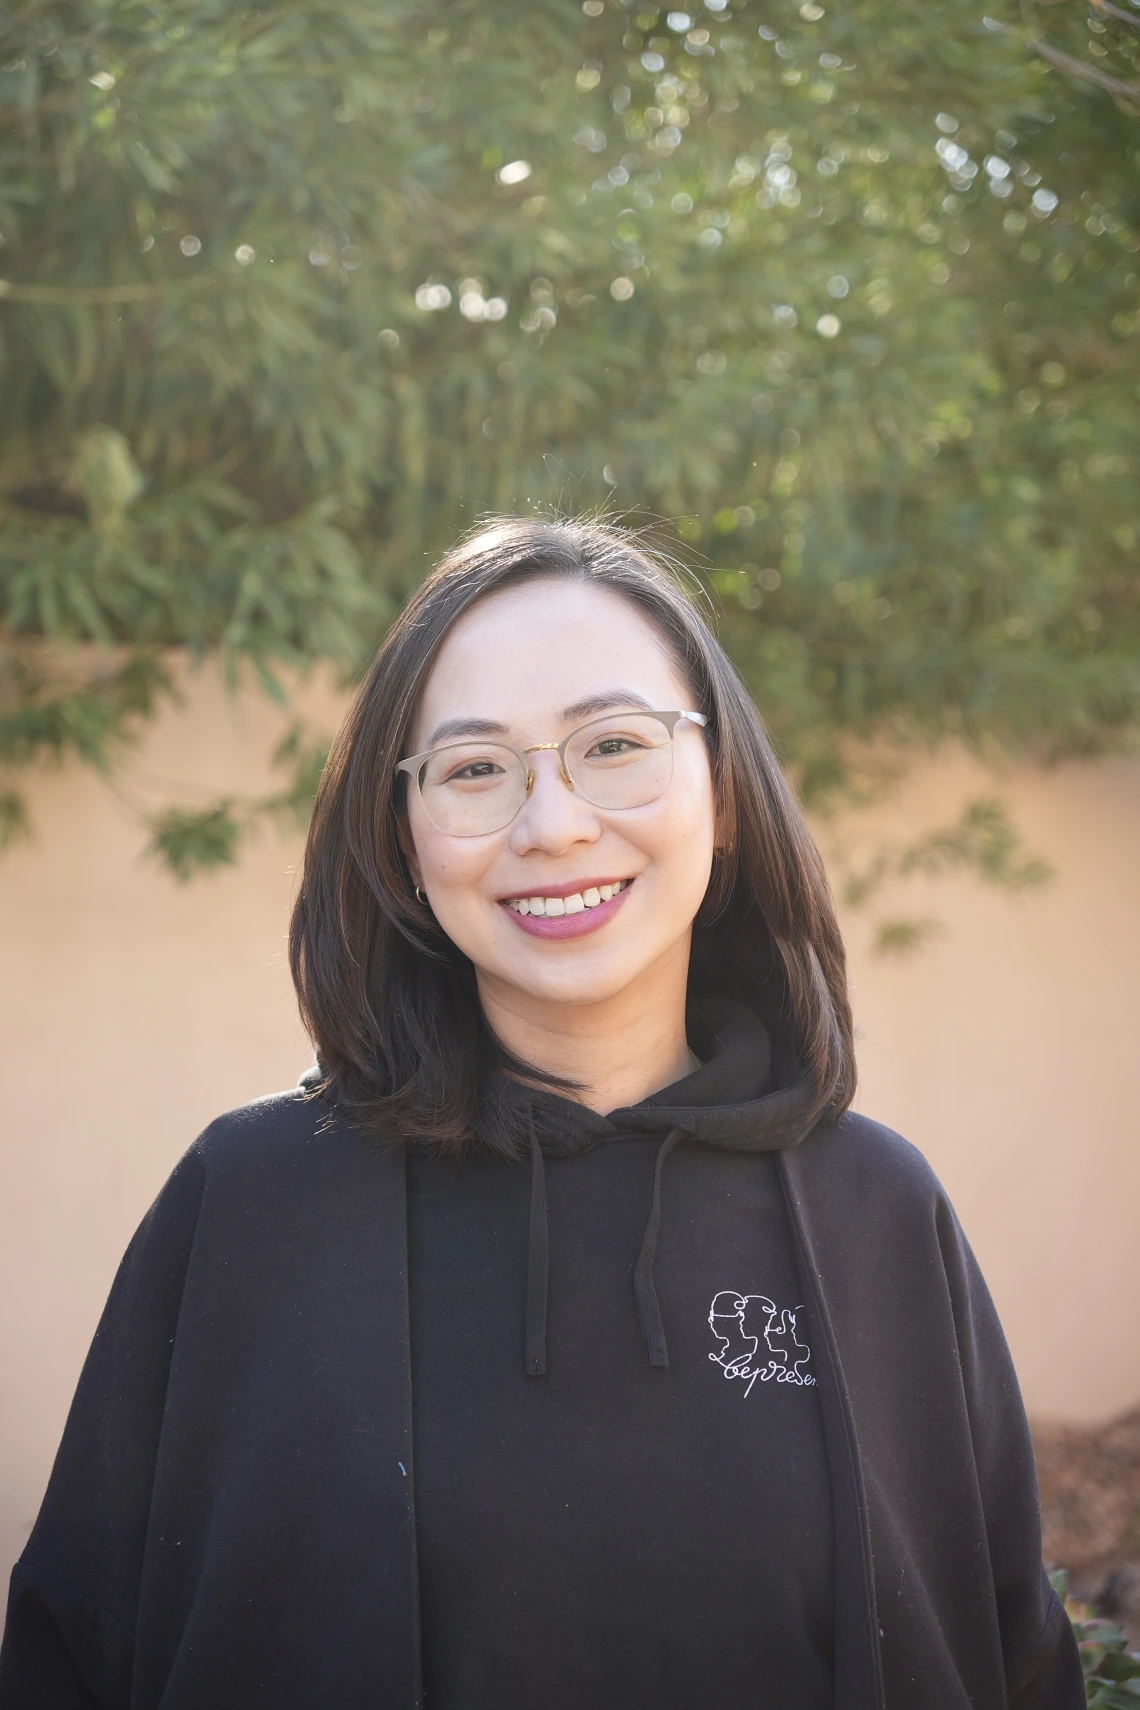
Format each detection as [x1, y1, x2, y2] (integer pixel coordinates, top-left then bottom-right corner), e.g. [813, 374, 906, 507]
[565, 714, 674, 810]
[418, 743, 527, 835]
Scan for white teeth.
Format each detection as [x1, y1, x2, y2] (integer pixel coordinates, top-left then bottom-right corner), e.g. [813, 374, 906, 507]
[507, 880, 629, 916]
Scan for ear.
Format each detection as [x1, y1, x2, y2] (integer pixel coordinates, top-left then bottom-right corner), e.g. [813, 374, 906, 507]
[396, 808, 424, 889]
[711, 785, 735, 860]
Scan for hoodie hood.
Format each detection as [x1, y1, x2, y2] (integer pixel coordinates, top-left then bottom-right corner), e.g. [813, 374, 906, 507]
[496, 994, 821, 1157]
[511, 995, 819, 1155]
[492, 996, 824, 1378]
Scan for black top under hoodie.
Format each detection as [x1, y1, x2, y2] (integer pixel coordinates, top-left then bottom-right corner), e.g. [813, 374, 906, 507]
[407, 1001, 834, 1710]
[0, 1004, 1083, 1710]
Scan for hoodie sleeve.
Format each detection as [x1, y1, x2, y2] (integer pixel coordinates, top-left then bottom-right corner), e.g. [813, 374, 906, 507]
[0, 1146, 206, 1710]
[934, 1198, 1085, 1710]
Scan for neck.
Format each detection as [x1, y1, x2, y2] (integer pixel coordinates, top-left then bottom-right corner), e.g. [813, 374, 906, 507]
[477, 935, 698, 1114]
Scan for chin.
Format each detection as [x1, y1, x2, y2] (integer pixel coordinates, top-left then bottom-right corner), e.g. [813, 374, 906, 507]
[490, 946, 653, 1009]
[530, 972, 647, 1008]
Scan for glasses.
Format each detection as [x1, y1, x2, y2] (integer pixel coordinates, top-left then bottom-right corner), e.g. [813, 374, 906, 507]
[397, 709, 707, 837]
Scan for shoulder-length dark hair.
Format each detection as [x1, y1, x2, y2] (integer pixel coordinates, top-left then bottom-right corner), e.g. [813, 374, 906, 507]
[290, 516, 854, 1152]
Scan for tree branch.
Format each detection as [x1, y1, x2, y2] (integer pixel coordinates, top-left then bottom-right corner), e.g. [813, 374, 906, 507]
[1020, 0, 1140, 110]
[0, 277, 209, 305]
[0, 91, 83, 131]
[1090, 0, 1140, 32]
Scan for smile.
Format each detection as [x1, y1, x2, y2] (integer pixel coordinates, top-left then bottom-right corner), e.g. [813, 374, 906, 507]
[499, 879, 634, 940]
[504, 879, 631, 917]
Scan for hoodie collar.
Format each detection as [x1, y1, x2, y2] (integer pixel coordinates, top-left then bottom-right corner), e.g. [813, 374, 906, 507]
[494, 998, 825, 1379]
[497, 996, 820, 1159]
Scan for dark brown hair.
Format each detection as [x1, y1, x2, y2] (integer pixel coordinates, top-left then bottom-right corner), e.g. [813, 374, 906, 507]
[289, 516, 854, 1152]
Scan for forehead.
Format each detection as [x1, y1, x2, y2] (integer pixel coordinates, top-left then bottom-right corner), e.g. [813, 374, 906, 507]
[412, 578, 690, 745]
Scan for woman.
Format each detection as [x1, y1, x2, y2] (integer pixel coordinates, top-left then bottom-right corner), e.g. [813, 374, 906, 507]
[1, 518, 1082, 1709]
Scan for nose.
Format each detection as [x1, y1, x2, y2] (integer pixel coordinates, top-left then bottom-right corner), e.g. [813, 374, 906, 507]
[507, 750, 602, 856]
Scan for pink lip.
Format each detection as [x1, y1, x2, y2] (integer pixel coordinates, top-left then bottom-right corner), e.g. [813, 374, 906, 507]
[501, 882, 633, 940]
[498, 876, 629, 903]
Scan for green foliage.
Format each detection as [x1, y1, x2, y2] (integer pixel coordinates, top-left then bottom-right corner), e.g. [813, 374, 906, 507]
[0, 787, 31, 849]
[262, 723, 332, 830]
[897, 796, 1054, 887]
[1049, 1570, 1140, 1708]
[835, 794, 1052, 953]
[841, 794, 1053, 904]
[871, 916, 943, 957]
[1, 0, 1138, 871]
[0, 643, 173, 768]
[147, 800, 243, 880]
[142, 721, 328, 877]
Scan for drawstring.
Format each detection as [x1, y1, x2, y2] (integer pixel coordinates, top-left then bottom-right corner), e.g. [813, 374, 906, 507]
[523, 1119, 688, 1376]
[633, 1127, 686, 1368]
[525, 1117, 549, 1377]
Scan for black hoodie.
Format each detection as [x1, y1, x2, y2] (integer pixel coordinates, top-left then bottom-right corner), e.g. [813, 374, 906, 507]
[0, 1003, 1083, 1709]
[407, 1000, 834, 1708]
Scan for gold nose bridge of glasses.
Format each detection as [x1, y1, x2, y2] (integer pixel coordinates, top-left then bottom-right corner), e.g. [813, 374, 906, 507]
[520, 741, 573, 794]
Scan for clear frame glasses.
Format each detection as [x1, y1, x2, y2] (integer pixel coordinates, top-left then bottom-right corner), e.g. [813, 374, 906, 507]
[397, 709, 707, 838]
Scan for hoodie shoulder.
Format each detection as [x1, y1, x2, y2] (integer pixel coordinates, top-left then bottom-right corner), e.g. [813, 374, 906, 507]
[195, 1082, 320, 1154]
[798, 1107, 949, 1221]
[832, 1108, 937, 1176]
[186, 1073, 401, 1210]
[188, 1080, 372, 1187]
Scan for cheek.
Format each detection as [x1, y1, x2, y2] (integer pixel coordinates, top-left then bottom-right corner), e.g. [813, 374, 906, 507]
[408, 806, 499, 908]
[659, 755, 717, 870]
[417, 835, 487, 894]
[626, 775, 715, 925]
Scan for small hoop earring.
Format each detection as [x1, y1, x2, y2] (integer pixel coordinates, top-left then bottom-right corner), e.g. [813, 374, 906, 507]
[414, 884, 428, 906]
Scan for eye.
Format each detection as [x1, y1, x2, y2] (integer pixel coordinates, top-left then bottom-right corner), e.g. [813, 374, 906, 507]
[444, 758, 506, 783]
[585, 734, 649, 759]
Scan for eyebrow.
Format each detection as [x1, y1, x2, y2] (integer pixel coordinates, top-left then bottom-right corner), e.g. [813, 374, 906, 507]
[425, 690, 655, 749]
[560, 689, 654, 723]
[425, 716, 510, 746]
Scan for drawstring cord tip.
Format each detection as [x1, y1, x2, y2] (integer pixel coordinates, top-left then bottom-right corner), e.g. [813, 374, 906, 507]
[634, 1127, 686, 1369]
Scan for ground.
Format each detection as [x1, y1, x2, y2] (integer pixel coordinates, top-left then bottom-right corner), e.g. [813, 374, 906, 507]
[1034, 1405, 1140, 1639]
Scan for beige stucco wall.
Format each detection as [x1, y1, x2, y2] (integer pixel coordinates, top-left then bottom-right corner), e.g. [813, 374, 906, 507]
[2, 662, 1138, 1582]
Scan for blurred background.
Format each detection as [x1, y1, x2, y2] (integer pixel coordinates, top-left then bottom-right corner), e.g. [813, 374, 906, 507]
[1, 0, 1138, 1632]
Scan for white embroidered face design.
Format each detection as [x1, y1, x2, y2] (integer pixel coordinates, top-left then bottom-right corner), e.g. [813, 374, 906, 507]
[708, 1290, 767, 1375]
[708, 1290, 816, 1395]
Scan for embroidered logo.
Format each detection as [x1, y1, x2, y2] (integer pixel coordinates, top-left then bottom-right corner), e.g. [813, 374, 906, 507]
[708, 1291, 815, 1396]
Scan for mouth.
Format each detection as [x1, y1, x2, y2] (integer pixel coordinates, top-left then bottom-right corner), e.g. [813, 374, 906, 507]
[499, 877, 634, 940]
[501, 877, 632, 917]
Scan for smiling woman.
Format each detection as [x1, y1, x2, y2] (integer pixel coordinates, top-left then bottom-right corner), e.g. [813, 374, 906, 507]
[1, 519, 1083, 1710]
[290, 517, 854, 1152]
